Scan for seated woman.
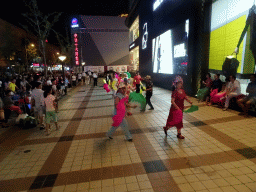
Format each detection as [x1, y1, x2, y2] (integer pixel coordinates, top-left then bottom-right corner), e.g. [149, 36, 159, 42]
[210, 83, 227, 106]
[3, 90, 23, 124]
[197, 73, 212, 102]
[207, 74, 223, 106]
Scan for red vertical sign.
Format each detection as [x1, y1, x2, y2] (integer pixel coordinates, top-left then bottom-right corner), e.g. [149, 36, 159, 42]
[74, 33, 79, 65]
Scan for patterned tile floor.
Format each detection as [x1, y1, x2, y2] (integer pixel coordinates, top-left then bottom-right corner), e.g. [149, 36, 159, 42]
[0, 80, 256, 192]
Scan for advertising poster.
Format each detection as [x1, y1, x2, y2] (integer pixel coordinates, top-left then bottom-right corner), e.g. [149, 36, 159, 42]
[107, 66, 127, 72]
[152, 19, 189, 75]
[209, 0, 256, 74]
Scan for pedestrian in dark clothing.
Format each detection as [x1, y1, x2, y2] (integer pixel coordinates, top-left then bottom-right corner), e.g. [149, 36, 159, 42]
[142, 75, 154, 111]
[212, 74, 222, 92]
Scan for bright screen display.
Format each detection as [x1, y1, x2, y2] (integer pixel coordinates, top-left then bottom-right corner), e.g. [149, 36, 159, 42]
[153, 0, 166, 11]
[152, 19, 189, 75]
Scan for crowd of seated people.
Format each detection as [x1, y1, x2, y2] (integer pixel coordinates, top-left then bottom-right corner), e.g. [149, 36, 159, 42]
[198, 73, 256, 116]
[0, 73, 71, 127]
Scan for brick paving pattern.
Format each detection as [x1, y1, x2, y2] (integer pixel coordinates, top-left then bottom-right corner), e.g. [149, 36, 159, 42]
[0, 81, 256, 192]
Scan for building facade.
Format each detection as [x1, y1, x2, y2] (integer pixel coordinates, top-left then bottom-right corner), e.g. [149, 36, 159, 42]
[126, 0, 256, 96]
[126, 0, 211, 95]
[70, 15, 130, 73]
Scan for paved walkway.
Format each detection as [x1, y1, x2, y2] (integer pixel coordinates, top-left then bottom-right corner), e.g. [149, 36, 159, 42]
[0, 80, 256, 192]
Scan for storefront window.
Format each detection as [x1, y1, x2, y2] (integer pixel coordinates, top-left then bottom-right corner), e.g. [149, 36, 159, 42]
[129, 46, 139, 72]
[129, 17, 139, 44]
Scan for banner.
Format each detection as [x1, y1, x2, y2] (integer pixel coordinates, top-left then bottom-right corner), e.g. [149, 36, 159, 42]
[107, 65, 127, 72]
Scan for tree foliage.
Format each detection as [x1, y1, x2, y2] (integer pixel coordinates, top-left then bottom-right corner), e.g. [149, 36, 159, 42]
[21, 0, 62, 76]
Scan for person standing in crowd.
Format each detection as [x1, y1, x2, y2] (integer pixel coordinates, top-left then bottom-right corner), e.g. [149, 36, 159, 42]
[72, 73, 77, 87]
[207, 74, 222, 106]
[93, 72, 98, 86]
[64, 77, 69, 95]
[164, 81, 193, 139]
[51, 79, 59, 112]
[237, 74, 256, 116]
[82, 71, 86, 84]
[59, 77, 65, 96]
[133, 72, 142, 93]
[16, 76, 22, 91]
[47, 77, 52, 86]
[21, 77, 30, 93]
[223, 75, 241, 111]
[44, 86, 59, 136]
[88, 70, 92, 84]
[31, 82, 45, 129]
[108, 73, 112, 85]
[85, 72, 90, 85]
[106, 83, 137, 141]
[9, 79, 18, 93]
[78, 73, 82, 83]
[142, 75, 154, 111]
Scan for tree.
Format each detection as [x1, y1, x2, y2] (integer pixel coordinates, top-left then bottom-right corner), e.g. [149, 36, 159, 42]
[21, 0, 61, 77]
[54, 30, 73, 64]
[0, 23, 18, 62]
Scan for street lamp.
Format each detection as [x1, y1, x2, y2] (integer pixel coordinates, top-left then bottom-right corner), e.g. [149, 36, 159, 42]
[58, 55, 66, 62]
[58, 55, 66, 77]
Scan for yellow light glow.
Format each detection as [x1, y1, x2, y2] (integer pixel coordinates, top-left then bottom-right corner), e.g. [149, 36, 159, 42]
[227, 55, 234, 59]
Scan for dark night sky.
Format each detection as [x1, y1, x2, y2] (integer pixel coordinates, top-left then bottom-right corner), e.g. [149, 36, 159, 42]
[0, 0, 129, 45]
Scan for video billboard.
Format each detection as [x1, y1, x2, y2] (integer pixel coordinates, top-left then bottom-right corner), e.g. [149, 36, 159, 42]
[152, 19, 189, 75]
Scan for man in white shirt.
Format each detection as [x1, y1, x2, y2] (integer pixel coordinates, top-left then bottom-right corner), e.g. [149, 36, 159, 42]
[93, 72, 98, 86]
[47, 78, 52, 86]
[31, 82, 44, 129]
[223, 75, 241, 110]
[72, 73, 77, 86]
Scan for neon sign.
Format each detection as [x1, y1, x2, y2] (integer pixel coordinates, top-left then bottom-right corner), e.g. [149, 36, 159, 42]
[130, 43, 135, 49]
[74, 33, 79, 65]
[71, 18, 79, 28]
[142, 23, 148, 50]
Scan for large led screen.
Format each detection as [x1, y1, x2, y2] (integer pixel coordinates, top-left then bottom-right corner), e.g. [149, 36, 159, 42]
[152, 19, 189, 75]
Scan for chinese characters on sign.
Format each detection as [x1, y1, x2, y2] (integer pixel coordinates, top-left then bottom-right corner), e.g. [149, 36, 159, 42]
[74, 33, 79, 65]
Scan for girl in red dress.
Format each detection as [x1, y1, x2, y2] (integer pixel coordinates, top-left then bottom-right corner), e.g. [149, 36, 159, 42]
[164, 81, 193, 139]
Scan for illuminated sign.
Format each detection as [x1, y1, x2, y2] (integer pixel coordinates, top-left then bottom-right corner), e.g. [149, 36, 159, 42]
[71, 18, 79, 28]
[130, 43, 135, 49]
[33, 63, 40, 67]
[142, 23, 148, 50]
[153, 0, 165, 11]
[74, 33, 80, 65]
[174, 43, 186, 58]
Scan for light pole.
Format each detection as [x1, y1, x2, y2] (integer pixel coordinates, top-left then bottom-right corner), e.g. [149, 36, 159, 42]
[58, 55, 66, 77]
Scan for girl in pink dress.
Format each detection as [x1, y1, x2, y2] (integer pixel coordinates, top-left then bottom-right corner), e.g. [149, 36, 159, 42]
[164, 81, 193, 139]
